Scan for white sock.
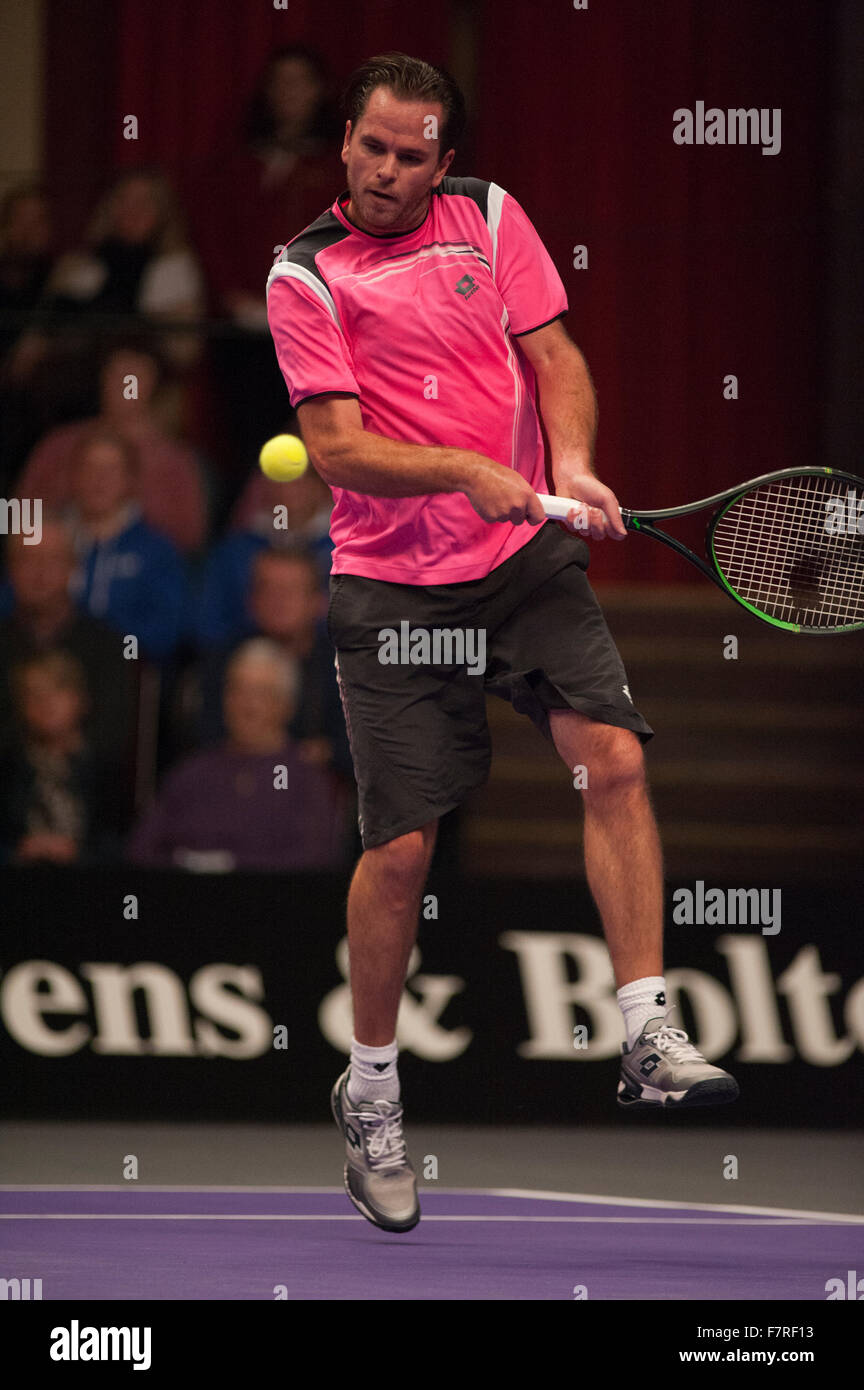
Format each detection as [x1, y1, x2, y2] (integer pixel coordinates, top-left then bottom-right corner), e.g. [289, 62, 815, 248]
[347, 1037, 400, 1104]
[617, 977, 668, 1050]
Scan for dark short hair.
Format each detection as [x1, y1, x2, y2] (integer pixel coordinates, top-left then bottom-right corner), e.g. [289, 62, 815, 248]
[342, 52, 466, 156]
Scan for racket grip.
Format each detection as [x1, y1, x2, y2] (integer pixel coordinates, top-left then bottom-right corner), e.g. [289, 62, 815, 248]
[537, 493, 589, 526]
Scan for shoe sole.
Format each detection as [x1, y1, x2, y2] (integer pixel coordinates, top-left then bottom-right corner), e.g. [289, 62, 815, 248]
[617, 1076, 740, 1109]
[340, 1164, 420, 1233]
[330, 1076, 420, 1234]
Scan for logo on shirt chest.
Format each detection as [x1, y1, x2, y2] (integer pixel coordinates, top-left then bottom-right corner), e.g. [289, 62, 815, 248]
[454, 273, 479, 299]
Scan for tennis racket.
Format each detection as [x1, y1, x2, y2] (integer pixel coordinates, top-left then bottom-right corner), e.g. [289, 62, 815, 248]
[538, 467, 864, 634]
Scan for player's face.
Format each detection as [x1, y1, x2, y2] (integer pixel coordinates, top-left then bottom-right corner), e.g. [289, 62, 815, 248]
[341, 87, 454, 234]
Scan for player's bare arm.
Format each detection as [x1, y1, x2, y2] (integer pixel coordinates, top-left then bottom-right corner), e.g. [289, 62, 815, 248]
[520, 319, 627, 541]
[297, 394, 547, 525]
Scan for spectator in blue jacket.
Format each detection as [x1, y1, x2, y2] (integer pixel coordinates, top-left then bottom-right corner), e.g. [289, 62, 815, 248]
[196, 546, 350, 776]
[194, 462, 332, 651]
[0, 518, 136, 769]
[66, 427, 188, 662]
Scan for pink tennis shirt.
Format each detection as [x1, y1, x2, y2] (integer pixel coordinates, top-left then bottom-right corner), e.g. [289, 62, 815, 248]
[266, 177, 568, 584]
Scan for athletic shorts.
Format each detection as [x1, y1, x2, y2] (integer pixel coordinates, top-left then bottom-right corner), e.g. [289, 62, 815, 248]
[328, 520, 653, 849]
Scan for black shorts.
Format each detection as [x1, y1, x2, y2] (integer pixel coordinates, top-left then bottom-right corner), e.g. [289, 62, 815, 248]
[328, 521, 653, 849]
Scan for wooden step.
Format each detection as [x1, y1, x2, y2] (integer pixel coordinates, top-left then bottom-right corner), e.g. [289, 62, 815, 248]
[462, 584, 864, 880]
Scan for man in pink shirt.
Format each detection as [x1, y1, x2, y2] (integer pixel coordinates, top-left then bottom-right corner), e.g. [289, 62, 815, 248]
[268, 52, 738, 1234]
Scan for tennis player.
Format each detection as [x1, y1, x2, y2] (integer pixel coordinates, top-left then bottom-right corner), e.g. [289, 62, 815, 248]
[267, 52, 739, 1233]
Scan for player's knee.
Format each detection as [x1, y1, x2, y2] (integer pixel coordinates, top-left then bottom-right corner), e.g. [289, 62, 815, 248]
[366, 824, 436, 888]
[579, 727, 646, 799]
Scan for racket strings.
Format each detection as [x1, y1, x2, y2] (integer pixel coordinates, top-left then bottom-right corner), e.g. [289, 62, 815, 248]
[722, 487, 861, 622]
[711, 475, 864, 629]
[715, 482, 862, 623]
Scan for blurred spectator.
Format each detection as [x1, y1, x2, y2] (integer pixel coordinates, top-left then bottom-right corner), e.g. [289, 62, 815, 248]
[195, 463, 332, 648]
[15, 340, 209, 554]
[47, 167, 204, 366]
[0, 184, 56, 486]
[128, 638, 348, 871]
[197, 47, 341, 472]
[6, 167, 206, 439]
[0, 650, 122, 865]
[0, 519, 135, 766]
[66, 428, 188, 662]
[203, 45, 340, 321]
[0, 184, 54, 357]
[196, 547, 350, 774]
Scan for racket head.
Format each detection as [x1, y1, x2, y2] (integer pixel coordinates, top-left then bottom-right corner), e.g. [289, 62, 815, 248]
[706, 468, 864, 633]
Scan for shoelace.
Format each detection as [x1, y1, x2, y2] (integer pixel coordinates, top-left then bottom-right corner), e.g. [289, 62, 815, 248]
[642, 1025, 707, 1065]
[349, 1101, 408, 1173]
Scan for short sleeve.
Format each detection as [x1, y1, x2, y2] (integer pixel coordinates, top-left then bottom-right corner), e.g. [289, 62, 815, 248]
[267, 270, 360, 409]
[493, 189, 568, 337]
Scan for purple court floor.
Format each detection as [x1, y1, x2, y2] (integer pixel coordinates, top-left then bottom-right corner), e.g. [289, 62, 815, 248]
[2, 1187, 862, 1300]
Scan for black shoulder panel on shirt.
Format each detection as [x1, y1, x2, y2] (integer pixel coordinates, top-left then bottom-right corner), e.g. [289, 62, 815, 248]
[276, 209, 351, 289]
[436, 177, 491, 218]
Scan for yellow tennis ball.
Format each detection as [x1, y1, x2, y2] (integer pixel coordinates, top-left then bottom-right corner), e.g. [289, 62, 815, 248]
[259, 434, 308, 482]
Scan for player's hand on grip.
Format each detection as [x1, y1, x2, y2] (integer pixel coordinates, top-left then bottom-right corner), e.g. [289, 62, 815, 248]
[555, 473, 627, 540]
[465, 461, 546, 525]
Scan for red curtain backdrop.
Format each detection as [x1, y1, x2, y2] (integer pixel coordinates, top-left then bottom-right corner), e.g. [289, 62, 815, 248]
[45, 0, 453, 241]
[44, 0, 833, 583]
[42, 0, 454, 473]
[474, 0, 832, 581]
[107, 2, 452, 211]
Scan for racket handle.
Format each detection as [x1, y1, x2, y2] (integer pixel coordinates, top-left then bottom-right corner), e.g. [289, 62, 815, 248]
[537, 493, 590, 526]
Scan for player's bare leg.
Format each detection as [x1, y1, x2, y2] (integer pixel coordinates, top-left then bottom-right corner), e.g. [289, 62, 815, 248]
[347, 820, 439, 1043]
[548, 709, 662, 986]
[331, 819, 438, 1232]
[549, 707, 738, 1107]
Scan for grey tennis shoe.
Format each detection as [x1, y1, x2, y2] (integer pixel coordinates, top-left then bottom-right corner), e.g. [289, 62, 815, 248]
[331, 1069, 420, 1232]
[618, 1014, 740, 1109]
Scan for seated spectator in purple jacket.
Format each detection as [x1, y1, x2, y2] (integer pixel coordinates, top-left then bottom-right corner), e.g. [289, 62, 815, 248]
[197, 546, 350, 776]
[194, 463, 332, 650]
[128, 638, 349, 871]
[0, 519, 135, 768]
[66, 428, 188, 662]
[0, 650, 122, 865]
